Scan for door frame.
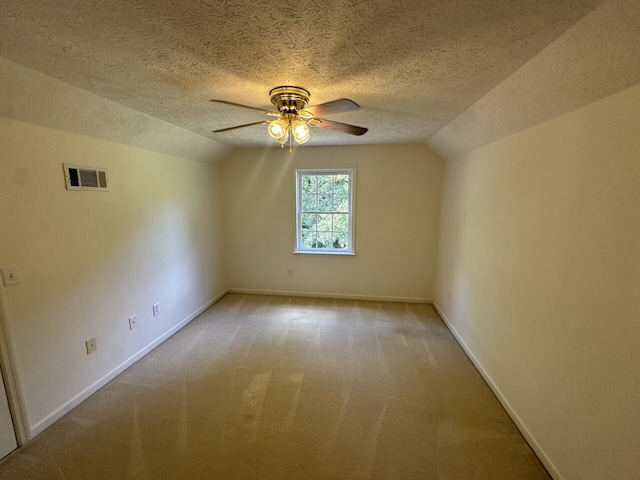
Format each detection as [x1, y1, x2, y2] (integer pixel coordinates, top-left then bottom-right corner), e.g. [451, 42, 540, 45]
[0, 287, 28, 446]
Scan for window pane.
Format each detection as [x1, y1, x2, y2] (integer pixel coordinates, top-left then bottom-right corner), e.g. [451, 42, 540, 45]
[302, 193, 317, 211]
[333, 233, 349, 249]
[317, 214, 333, 232]
[333, 194, 348, 212]
[301, 213, 316, 231]
[334, 175, 349, 194]
[317, 175, 333, 193]
[334, 214, 349, 232]
[317, 194, 333, 212]
[302, 175, 316, 193]
[317, 231, 333, 249]
[301, 232, 316, 249]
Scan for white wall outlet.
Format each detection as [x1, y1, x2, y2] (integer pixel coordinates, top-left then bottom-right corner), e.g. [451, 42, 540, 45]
[287, 268, 293, 276]
[1, 267, 20, 287]
[152, 303, 159, 316]
[448, 290, 453, 300]
[129, 315, 138, 330]
[85, 337, 97, 355]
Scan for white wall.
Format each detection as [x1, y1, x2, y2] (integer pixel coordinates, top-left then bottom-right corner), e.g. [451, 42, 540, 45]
[221, 143, 443, 302]
[433, 84, 640, 480]
[0, 117, 228, 438]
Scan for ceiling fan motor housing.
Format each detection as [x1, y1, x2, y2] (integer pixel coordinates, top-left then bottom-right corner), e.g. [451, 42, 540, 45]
[270, 86, 310, 114]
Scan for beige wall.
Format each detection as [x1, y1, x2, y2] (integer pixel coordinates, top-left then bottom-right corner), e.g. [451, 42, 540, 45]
[434, 84, 640, 480]
[221, 144, 443, 302]
[0, 118, 228, 437]
[3, 74, 637, 480]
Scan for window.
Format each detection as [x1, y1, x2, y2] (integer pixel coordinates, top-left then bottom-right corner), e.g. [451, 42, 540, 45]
[295, 169, 355, 254]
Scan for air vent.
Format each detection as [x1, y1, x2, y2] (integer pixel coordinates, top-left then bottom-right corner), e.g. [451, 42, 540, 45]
[63, 163, 109, 191]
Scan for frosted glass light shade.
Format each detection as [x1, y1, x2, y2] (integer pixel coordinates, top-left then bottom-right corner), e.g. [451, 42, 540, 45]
[291, 119, 310, 144]
[268, 118, 288, 140]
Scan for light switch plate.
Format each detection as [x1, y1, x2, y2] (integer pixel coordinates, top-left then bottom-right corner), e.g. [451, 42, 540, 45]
[1, 267, 20, 287]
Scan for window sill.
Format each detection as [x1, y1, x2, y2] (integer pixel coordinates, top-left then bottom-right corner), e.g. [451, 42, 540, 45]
[293, 250, 356, 256]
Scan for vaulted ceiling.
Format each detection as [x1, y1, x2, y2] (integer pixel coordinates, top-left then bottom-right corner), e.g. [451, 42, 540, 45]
[1, 0, 639, 159]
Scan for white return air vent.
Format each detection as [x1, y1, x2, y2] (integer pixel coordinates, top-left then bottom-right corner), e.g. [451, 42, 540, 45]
[63, 163, 109, 191]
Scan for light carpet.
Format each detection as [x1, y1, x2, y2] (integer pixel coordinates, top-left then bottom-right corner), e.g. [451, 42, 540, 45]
[0, 294, 550, 479]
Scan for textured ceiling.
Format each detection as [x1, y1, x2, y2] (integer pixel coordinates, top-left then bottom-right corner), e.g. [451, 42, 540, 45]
[429, 0, 640, 158]
[1, 0, 635, 153]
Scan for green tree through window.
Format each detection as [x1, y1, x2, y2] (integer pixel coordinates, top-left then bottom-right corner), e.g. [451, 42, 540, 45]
[296, 169, 354, 254]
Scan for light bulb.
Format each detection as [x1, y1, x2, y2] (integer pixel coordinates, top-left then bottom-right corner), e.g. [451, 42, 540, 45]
[291, 119, 310, 144]
[268, 118, 288, 140]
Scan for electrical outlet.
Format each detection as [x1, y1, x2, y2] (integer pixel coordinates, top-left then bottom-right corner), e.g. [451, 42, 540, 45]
[85, 337, 97, 355]
[1, 266, 20, 287]
[448, 290, 453, 300]
[287, 268, 293, 276]
[129, 315, 138, 330]
[152, 303, 159, 316]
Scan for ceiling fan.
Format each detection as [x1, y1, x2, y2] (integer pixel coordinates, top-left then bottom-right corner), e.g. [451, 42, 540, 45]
[211, 86, 367, 152]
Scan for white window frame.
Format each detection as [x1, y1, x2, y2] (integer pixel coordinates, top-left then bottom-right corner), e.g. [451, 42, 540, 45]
[295, 168, 356, 255]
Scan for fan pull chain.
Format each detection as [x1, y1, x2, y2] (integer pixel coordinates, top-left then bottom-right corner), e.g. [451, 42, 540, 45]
[289, 128, 293, 154]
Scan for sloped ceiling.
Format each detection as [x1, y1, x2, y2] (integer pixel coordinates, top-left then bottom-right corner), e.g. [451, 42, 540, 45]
[0, 0, 638, 157]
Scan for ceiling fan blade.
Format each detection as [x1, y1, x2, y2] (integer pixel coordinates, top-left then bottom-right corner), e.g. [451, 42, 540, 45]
[210, 99, 278, 116]
[213, 120, 270, 133]
[303, 98, 360, 117]
[313, 118, 368, 136]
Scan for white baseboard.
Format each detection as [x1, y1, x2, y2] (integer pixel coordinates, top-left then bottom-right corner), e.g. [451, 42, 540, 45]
[28, 289, 228, 439]
[432, 301, 563, 480]
[228, 288, 431, 304]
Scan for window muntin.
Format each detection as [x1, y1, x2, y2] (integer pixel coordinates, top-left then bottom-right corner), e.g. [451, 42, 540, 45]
[296, 169, 354, 254]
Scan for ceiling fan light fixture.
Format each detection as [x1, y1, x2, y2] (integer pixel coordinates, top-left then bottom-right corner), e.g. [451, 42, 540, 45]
[268, 118, 288, 140]
[291, 119, 310, 144]
[212, 86, 367, 150]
